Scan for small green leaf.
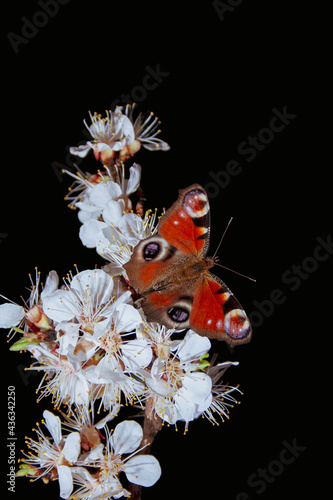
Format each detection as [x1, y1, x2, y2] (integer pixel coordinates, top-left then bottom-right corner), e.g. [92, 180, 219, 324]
[9, 337, 40, 351]
[16, 463, 36, 477]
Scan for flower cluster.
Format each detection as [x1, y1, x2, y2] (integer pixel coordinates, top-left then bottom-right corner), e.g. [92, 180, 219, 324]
[65, 163, 159, 276]
[18, 409, 161, 499]
[0, 102, 242, 500]
[69, 104, 170, 166]
[1, 269, 240, 426]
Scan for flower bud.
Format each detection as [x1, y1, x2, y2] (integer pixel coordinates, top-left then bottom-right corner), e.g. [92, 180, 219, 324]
[26, 305, 52, 331]
[88, 172, 111, 185]
[119, 139, 141, 161]
[93, 148, 116, 165]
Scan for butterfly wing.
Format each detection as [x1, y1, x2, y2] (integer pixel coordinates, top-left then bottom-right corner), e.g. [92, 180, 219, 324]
[124, 234, 195, 330]
[124, 235, 189, 294]
[125, 184, 252, 345]
[124, 185, 211, 327]
[158, 184, 211, 257]
[124, 184, 210, 294]
[137, 283, 195, 330]
[190, 273, 252, 346]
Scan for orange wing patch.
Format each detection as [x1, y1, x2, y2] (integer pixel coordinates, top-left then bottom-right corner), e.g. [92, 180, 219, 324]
[159, 208, 204, 255]
[190, 276, 252, 345]
[158, 185, 210, 256]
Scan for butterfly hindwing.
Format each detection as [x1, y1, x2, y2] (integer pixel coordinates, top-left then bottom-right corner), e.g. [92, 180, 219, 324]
[190, 273, 252, 346]
[139, 283, 194, 331]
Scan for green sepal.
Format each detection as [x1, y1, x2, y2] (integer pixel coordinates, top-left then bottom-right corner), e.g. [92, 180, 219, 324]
[199, 359, 210, 370]
[9, 337, 40, 351]
[15, 463, 36, 477]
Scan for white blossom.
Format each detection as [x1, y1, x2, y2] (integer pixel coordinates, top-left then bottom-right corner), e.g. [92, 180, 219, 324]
[42, 269, 131, 336]
[75, 163, 141, 223]
[20, 413, 162, 499]
[21, 410, 81, 499]
[28, 344, 92, 408]
[0, 269, 58, 338]
[141, 330, 212, 426]
[124, 103, 170, 151]
[200, 359, 242, 425]
[80, 208, 159, 276]
[69, 109, 135, 162]
[78, 420, 161, 493]
[69, 106, 170, 166]
[27, 269, 150, 411]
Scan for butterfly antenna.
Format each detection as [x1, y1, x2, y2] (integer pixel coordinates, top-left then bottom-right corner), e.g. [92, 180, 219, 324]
[214, 262, 256, 282]
[212, 217, 234, 259]
[213, 217, 256, 282]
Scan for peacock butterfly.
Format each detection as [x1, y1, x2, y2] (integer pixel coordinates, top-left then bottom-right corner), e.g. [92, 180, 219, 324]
[124, 184, 252, 346]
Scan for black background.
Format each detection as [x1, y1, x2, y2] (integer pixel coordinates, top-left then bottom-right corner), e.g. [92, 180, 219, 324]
[1, 1, 329, 499]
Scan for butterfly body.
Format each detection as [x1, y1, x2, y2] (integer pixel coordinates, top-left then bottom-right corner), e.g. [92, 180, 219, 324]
[124, 184, 252, 346]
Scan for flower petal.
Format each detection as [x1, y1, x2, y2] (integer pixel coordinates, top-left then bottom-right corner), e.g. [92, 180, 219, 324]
[79, 219, 107, 248]
[94, 406, 121, 429]
[43, 410, 62, 446]
[117, 212, 144, 246]
[124, 455, 161, 487]
[181, 372, 212, 404]
[69, 143, 92, 157]
[40, 271, 59, 301]
[84, 357, 125, 384]
[122, 339, 152, 370]
[92, 476, 125, 499]
[78, 209, 100, 223]
[111, 420, 143, 455]
[89, 182, 122, 208]
[79, 443, 105, 464]
[56, 321, 80, 355]
[154, 396, 178, 424]
[102, 199, 126, 226]
[114, 303, 142, 332]
[62, 432, 81, 463]
[94, 142, 112, 153]
[176, 330, 211, 362]
[0, 303, 25, 328]
[141, 139, 170, 151]
[57, 465, 74, 499]
[70, 269, 114, 306]
[126, 163, 141, 195]
[42, 289, 79, 323]
[174, 372, 212, 422]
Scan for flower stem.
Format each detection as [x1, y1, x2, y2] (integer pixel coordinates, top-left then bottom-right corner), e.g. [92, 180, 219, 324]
[128, 397, 163, 500]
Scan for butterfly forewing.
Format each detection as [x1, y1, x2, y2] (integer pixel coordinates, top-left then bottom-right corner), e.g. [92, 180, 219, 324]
[158, 184, 210, 257]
